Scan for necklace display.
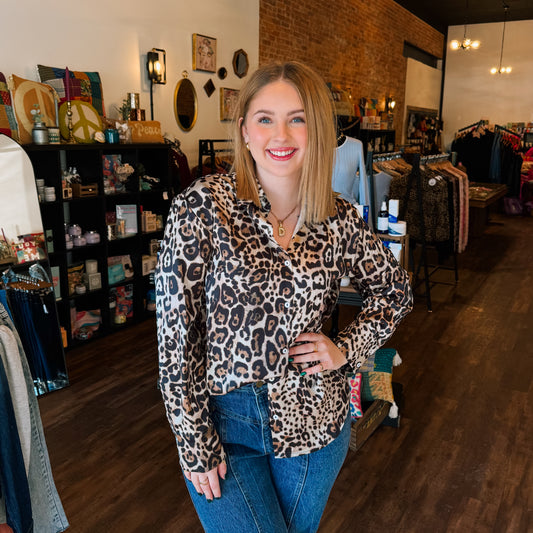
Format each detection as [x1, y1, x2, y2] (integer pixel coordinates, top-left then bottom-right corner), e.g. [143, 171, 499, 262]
[269, 205, 299, 237]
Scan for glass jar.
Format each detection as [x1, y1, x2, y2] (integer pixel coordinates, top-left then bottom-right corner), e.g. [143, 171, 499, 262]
[72, 235, 86, 247]
[68, 224, 82, 236]
[84, 230, 100, 244]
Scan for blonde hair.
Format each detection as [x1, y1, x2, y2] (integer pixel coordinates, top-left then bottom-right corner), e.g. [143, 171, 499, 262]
[232, 61, 337, 224]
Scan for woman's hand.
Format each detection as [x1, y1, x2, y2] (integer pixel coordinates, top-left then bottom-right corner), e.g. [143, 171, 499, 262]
[289, 332, 348, 375]
[184, 462, 227, 501]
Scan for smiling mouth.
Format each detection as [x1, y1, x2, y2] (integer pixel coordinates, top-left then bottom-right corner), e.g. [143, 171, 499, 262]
[267, 148, 297, 160]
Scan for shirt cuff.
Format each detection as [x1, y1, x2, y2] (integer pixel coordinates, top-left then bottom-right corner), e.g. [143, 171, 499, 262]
[176, 423, 226, 474]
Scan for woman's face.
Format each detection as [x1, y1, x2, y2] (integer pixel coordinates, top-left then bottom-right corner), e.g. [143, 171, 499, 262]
[241, 80, 307, 185]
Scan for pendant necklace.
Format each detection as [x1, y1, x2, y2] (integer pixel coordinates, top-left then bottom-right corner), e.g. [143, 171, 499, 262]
[269, 204, 299, 237]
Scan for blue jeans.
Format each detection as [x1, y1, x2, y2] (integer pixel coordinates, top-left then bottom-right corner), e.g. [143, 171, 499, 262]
[0, 303, 69, 533]
[185, 382, 351, 533]
[0, 356, 33, 533]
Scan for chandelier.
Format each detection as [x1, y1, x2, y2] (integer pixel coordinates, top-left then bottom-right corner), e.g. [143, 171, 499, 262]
[490, 4, 512, 74]
[450, 0, 480, 51]
[450, 29, 480, 51]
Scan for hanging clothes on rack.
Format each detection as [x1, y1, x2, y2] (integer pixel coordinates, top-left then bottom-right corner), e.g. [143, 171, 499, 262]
[2, 271, 68, 396]
[0, 342, 32, 533]
[493, 125, 522, 197]
[452, 122, 522, 197]
[425, 158, 470, 253]
[452, 122, 493, 182]
[389, 156, 451, 245]
[385, 153, 462, 311]
[164, 137, 193, 193]
[368, 152, 411, 227]
[0, 302, 69, 533]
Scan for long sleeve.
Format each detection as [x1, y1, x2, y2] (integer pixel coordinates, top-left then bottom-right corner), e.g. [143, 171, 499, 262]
[356, 142, 369, 207]
[155, 188, 225, 473]
[334, 210, 413, 369]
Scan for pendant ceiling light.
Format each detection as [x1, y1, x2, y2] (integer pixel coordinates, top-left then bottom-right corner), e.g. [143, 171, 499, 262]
[490, 4, 512, 74]
[450, 0, 480, 50]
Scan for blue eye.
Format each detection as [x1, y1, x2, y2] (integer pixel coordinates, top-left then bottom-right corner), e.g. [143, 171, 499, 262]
[292, 116, 305, 124]
[258, 116, 271, 124]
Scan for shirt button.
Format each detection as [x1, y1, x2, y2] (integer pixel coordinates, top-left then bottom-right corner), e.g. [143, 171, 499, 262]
[356, 362, 362, 368]
[273, 414, 279, 420]
[284, 302, 290, 308]
[282, 348, 288, 354]
[284, 260, 291, 267]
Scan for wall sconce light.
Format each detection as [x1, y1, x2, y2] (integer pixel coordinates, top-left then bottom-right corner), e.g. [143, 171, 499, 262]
[490, 5, 512, 75]
[147, 48, 166, 84]
[385, 97, 396, 113]
[146, 48, 166, 120]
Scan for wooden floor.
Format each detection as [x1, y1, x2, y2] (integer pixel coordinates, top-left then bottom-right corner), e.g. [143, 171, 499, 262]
[39, 211, 533, 533]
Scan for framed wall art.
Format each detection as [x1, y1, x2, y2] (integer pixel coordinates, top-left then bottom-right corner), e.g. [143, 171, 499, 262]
[192, 33, 217, 73]
[220, 87, 239, 121]
[203, 79, 215, 97]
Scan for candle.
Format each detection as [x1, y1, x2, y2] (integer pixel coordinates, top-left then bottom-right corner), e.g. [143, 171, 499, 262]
[54, 97, 59, 127]
[65, 67, 71, 102]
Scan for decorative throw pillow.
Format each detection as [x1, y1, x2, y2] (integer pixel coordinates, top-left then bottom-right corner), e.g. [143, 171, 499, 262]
[0, 72, 18, 140]
[10, 74, 57, 144]
[360, 348, 402, 418]
[58, 100, 103, 143]
[360, 347, 401, 373]
[361, 372, 395, 403]
[347, 373, 363, 420]
[37, 64, 105, 117]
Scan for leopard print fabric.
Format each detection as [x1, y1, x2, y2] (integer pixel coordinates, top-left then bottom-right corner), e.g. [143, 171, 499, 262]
[156, 173, 412, 473]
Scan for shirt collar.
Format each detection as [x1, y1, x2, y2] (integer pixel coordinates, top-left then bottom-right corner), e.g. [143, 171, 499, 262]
[234, 173, 271, 215]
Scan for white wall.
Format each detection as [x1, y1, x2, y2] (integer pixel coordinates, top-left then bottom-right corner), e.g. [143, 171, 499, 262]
[0, 0, 259, 166]
[403, 58, 442, 144]
[442, 19, 533, 150]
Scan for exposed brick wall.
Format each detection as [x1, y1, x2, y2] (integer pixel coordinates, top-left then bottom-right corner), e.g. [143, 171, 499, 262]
[259, 0, 444, 148]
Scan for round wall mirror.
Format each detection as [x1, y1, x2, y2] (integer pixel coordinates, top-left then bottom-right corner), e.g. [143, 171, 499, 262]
[232, 49, 249, 78]
[174, 72, 198, 132]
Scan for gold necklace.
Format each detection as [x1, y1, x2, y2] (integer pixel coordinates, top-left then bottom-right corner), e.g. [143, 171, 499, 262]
[269, 205, 299, 237]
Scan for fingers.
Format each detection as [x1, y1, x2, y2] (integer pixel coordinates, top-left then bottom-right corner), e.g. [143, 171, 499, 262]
[191, 472, 216, 500]
[289, 335, 323, 358]
[288, 332, 348, 374]
[186, 464, 226, 501]
[218, 461, 227, 481]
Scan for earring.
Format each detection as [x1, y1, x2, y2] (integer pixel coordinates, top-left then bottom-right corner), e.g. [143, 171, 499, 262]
[246, 143, 250, 151]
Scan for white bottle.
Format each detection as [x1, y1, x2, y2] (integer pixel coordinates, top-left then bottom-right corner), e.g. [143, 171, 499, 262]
[377, 201, 389, 234]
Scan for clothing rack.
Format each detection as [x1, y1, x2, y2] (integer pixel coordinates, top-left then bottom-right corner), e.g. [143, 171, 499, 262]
[2, 268, 69, 395]
[457, 120, 485, 133]
[420, 152, 452, 163]
[400, 153, 432, 311]
[494, 124, 521, 139]
[197, 139, 234, 177]
[373, 151, 404, 162]
[366, 150, 405, 228]
[406, 152, 460, 311]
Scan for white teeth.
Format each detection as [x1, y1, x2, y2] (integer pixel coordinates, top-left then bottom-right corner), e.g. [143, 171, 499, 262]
[269, 149, 293, 157]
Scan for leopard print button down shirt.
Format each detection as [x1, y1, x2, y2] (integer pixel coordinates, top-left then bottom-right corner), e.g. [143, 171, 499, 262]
[156, 173, 412, 473]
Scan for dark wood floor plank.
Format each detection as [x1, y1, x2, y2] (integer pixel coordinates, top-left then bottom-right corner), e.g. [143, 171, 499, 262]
[37, 212, 533, 532]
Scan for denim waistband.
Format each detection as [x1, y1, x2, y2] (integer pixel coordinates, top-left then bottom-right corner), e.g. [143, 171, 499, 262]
[210, 382, 270, 424]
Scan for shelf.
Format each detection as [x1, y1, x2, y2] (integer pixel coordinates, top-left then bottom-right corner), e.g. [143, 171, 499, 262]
[25, 142, 173, 349]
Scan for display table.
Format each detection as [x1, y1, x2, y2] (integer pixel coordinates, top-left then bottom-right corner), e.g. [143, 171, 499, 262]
[469, 182, 507, 236]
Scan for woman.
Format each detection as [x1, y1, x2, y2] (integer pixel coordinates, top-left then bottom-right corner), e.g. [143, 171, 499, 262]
[156, 61, 412, 533]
